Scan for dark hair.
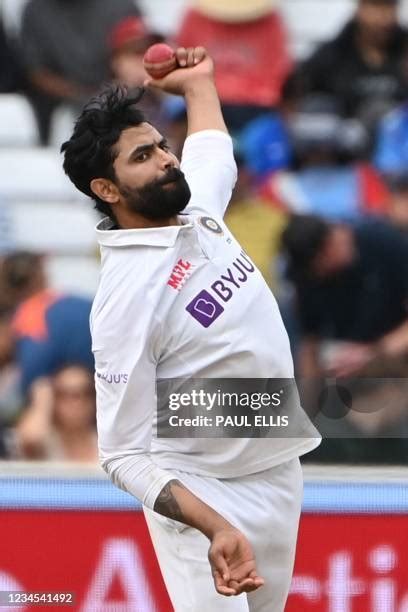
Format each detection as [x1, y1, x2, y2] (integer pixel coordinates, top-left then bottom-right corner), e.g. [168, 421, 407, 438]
[61, 85, 147, 220]
[281, 214, 330, 282]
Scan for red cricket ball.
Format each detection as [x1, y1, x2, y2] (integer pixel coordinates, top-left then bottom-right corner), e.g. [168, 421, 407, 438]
[143, 43, 177, 79]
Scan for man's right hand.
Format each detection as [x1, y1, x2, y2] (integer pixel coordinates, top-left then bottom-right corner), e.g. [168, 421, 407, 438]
[208, 528, 265, 596]
[144, 47, 214, 97]
[153, 480, 264, 597]
[145, 45, 227, 136]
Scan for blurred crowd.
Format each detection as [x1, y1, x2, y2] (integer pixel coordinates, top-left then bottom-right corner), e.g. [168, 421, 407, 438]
[0, 0, 408, 464]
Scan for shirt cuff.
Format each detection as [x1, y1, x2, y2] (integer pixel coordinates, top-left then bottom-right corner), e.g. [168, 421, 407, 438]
[143, 470, 176, 510]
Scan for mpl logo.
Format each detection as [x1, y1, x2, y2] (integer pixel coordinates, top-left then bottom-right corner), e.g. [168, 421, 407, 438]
[167, 259, 193, 291]
[186, 290, 224, 328]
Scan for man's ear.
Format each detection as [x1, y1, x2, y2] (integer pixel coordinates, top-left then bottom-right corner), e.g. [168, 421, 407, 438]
[90, 178, 120, 204]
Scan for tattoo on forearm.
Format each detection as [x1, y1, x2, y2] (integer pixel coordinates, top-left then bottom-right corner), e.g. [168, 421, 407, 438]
[154, 479, 186, 522]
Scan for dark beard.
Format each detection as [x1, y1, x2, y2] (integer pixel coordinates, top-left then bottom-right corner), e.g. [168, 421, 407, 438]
[119, 168, 191, 221]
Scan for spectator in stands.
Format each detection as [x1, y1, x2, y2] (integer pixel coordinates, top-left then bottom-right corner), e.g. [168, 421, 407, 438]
[258, 95, 389, 221]
[109, 16, 162, 90]
[108, 16, 168, 132]
[20, 0, 141, 143]
[176, 0, 292, 134]
[288, 0, 408, 142]
[0, 17, 25, 93]
[374, 102, 408, 176]
[282, 214, 408, 460]
[1, 252, 93, 394]
[282, 215, 408, 378]
[15, 365, 97, 461]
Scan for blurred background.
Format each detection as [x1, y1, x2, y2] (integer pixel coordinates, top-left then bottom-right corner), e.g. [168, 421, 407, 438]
[0, 0, 407, 610]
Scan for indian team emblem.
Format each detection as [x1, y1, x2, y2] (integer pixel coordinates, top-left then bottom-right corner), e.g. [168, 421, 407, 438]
[199, 216, 224, 235]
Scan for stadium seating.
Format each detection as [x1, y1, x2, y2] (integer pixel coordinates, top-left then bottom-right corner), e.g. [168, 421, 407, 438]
[0, 94, 39, 147]
[0, 139, 97, 295]
[11, 198, 100, 298]
[12, 201, 99, 254]
[49, 105, 78, 151]
[0, 148, 80, 201]
[0, 0, 29, 34]
[46, 254, 100, 297]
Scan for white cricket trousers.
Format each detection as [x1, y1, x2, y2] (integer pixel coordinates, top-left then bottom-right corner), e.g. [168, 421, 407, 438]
[143, 457, 303, 612]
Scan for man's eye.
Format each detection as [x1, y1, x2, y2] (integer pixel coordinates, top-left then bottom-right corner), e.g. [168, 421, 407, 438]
[136, 152, 149, 162]
[161, 143, 171, 151]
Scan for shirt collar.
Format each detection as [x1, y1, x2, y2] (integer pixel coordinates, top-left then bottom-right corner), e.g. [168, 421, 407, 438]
[95, 215, 194, 247]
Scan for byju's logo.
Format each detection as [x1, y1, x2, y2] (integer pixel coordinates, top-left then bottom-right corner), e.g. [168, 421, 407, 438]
[186, 290, 224, 328]
[96, 372, 128, 384]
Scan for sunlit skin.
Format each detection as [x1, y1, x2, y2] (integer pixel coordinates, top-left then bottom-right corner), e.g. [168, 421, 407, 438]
[90, 123, 182, 229]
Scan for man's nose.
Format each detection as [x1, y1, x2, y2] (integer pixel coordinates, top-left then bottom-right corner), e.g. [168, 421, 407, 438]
[158, 148, 175, 169]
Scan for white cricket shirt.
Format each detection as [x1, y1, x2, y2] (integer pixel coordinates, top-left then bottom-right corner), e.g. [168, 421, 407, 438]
[91, 130, 320, 510]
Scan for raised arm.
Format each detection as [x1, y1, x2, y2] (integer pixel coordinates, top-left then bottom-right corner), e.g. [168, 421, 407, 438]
[145, 47, 237, 218]
[145, 47, 227, 135]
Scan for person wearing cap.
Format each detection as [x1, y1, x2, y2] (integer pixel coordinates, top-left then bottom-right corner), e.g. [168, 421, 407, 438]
[61, 47, 320, 610]
[19, 0, 141, 143]
[109, 16, 170, 135]
[288, 0, 408, 143]
[109, 17, 163, 91]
